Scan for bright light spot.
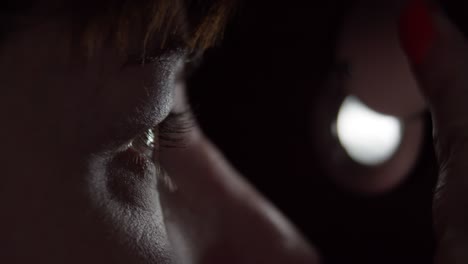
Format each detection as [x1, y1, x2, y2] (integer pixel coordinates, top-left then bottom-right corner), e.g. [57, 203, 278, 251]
[336, 96, 403, 166]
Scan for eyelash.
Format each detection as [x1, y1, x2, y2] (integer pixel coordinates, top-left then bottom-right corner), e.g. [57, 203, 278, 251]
[157, 110, 195, 148]
[130, 110, 194, 161]
[128, 48, 202, 150]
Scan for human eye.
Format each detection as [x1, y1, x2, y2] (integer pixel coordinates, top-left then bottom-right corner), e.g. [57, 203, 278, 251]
[130, 111, 194, 161]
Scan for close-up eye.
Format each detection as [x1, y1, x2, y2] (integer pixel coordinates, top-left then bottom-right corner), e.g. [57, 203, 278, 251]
[123, 111, 194, 163]
[6, 0, 468, 264]
[129, 127, 157, 159]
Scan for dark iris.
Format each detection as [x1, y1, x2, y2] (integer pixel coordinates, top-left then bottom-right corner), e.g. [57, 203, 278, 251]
[130, 128, 157, 159]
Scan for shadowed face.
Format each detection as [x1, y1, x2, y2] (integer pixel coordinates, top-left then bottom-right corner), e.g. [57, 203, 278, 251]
[0, 16, 183, 263]
[0, 2, 319, 264]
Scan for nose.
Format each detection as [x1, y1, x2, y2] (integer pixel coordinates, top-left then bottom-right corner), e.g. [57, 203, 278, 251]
[159, 129, 320, 264]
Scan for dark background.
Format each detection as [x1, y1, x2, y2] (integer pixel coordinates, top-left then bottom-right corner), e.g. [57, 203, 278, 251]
[187, 1, 442, 263]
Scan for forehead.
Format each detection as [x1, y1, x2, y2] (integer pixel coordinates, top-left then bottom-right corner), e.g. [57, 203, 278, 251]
[4, 0, 233, 54]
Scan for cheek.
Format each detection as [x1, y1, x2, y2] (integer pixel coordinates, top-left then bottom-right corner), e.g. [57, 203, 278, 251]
[0, 21, 180, 263]
[84, 154, 173, 260]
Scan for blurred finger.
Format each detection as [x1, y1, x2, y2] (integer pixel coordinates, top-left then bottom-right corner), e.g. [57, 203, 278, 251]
[399, 0, 468, 262]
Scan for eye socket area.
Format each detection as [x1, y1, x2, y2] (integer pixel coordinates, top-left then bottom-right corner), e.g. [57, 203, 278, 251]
[127, 110, 195, 159]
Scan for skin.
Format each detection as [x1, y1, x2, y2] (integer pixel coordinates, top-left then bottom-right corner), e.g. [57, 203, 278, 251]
[331, 0, 424, 193]
[0, 6, 318, 264]
[336, 3, 468, 262]
[4, 1, 468, 263]
[405, 7, 468, 263]
[339, 0, 426, 117]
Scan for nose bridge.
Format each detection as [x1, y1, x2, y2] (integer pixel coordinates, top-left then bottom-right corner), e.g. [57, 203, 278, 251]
[159, 136, 320, 264]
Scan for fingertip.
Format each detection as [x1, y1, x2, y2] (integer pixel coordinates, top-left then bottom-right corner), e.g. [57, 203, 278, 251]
[397, 0, 468, 108]
[398, 0, 436, 66]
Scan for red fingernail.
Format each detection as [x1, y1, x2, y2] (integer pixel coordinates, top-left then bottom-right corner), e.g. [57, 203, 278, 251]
[398, 0, 436, 65]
